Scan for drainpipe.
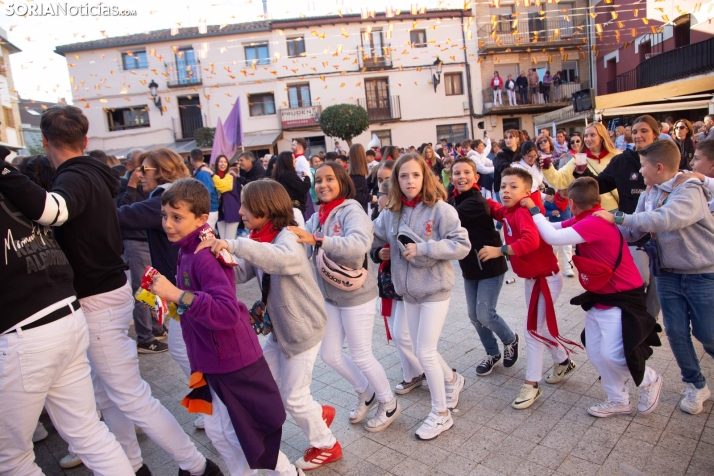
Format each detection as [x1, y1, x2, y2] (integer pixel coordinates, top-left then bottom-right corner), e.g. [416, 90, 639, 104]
[262, 0, 268, 17]
[461, 11, 475, 139]
[586, 0, 596, 91]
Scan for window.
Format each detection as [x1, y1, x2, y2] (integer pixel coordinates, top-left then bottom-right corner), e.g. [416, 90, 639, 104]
[287, 84, 311, 108]
[561, 61, 578, 83]
[410, 30, 427, 48]
[305, 136, 326, 156]
[287, 37, 305, 57]
[175, 47, 199, 86]
[361, 29, 384, 57]
[245, 43, 270, 65]
[674, 15, 691, 48]
[106, 106, 150, 132]
[122, 49, 148, 70]
[4, 107, 16, 129]
[436, 124, 468, 145]
[502, 117, 521, 132]
[444, 73, 463, 96]
[491, 6, 514, 34]
[248, 93, 276, 116]
[374, 130, 392, 147]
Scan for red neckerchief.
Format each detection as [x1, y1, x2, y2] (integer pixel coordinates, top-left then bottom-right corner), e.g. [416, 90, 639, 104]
[569, 149, 579, 155]
[553, 190, 569, 212]
[318, 198, 345, 226]
[586, 148, 609, 162]
[401, 196, 422, 207]
[249, 221, 279, 243]
[570, 205, 604, 225]
[379, 243, 394, 342]
[453, 183, 481, 196]
[217, 170, 227, 179]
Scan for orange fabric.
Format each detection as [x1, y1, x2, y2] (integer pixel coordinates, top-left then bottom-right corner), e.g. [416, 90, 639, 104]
[188, 371, 206, 389]
[181, 396, 213, 415]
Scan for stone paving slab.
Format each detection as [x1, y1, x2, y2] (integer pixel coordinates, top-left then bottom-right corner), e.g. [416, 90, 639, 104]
[35, 265, 714, 475]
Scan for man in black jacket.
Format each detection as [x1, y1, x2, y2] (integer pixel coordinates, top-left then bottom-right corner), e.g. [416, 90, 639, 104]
[0, 106, 221, 476]
[0, 162, 134, 475]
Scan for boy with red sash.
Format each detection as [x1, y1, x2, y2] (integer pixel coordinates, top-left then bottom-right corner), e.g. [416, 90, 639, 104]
[479, 167, 579, 410]
[522, 177, 663, 417]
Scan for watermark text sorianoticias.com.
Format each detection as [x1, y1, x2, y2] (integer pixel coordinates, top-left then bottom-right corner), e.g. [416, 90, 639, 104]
[5, 3, 138, 16]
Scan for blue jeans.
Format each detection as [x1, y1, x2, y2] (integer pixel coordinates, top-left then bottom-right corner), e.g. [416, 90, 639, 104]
[464, 275, 515, 356]
[656, 271, 714, 389]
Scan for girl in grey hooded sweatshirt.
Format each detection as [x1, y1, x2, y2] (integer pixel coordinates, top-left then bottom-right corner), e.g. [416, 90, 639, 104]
[373, 153, 471, 442]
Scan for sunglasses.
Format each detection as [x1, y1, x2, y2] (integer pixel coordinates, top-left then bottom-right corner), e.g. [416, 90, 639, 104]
[138, 166, 157, 173]
[537, 140, 549, 145]
[675, 125, 687, 130]
[570, 140, 581, 144]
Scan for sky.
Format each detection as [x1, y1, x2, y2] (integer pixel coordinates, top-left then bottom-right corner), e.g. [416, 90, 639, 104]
[1, 0, 457, 103]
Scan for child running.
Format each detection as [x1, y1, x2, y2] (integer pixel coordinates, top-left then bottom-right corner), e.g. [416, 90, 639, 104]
[289, 162, 401, 432]
[373, 153, 471, 440]
[149, 178, 305, 476]
[196, 179, 341, 471]
[449, 158, 519, 376]
[478, 167, 579, 409]
[523, 177, 663, 417]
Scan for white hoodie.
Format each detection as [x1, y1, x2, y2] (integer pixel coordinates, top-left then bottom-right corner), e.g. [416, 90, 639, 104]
[466, 138, 494, 174]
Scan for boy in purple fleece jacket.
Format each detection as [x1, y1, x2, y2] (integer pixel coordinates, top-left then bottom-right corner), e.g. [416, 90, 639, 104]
[150, 178, 306, 476]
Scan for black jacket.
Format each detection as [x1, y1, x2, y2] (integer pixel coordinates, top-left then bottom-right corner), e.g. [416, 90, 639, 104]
[493, 146, 521, 192]
[515, 76, 528, 90]
[238, 162, 267, 185]
[571, 286, 662, 386]
[277, 171, 311, 213]
[117, 186, 179, 285]
[574, 148, 643, 215]
[450, 187, 508, 280]
[0, 184, 75, 333]
[350, 174, 369, 213]
[116, 174, 148, 242]
[0, 157, 128, 299]
[675, 137, 694, 171]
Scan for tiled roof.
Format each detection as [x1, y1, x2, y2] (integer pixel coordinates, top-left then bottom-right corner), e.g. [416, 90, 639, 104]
[54, 21, 271, 56]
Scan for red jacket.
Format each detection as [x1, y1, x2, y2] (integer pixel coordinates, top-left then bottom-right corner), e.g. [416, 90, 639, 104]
[487, 195, 559, 279]
[490, 76, 503, 90]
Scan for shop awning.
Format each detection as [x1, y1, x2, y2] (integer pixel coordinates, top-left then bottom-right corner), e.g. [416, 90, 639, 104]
[598, 98, 713, 117]
[242, 130, 282, 150]
[103, 141, 210, 158]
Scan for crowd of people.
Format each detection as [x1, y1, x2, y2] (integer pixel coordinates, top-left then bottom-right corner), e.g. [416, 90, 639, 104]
[1, 105, 713, 476]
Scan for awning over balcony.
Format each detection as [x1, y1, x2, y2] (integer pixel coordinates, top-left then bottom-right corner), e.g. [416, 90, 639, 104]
[242, 130, 282, 150]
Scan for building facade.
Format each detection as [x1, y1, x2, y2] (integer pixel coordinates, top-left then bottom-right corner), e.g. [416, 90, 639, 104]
[0, 28, 24, 154]
[54, 9, 483, 158]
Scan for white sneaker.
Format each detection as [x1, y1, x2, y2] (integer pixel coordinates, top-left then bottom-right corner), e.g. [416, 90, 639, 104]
[637, 374, 663, 415]
[59, 452, 83, 469]
[395, 376, 422, 395]
[445, 371, 465, 409]
[679, 383, 711, 415]
[415, 411, 454, 440]
[588, 400, 633, 418]
[545, 359, 577, 384]
[349, 387, 376, 423]
[511, 383, 542, 409]
[32, 422, 48, 443]
[193, 415, 205, 429]
[564, 268, 575, 277]
[365, 398, 401, 432]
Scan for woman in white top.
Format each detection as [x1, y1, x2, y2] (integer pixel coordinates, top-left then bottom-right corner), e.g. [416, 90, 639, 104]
[511, 140, 544, 192]
[467, 137, 494, 198]
[535, 134, 557, 169]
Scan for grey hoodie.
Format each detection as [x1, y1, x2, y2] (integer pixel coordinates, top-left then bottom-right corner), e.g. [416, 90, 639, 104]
[305, 199, 379, 307]
[620, 175, 714, 274]
[228, 228, 327, 358]
[373, 200, 471, 303]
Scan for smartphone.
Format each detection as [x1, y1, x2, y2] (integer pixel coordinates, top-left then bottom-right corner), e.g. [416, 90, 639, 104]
[483, 131, 488, 138]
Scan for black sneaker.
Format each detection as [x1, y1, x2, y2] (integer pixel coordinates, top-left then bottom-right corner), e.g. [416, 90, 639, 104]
[137, 340, 169, 354]
[395, 376, 422, 395]
[476, 354, 502, 376]
[503, 334, 520, 368]
[178, 459, 223, 476]
[153, 327, 168, 341]
[135, 464, 152, 476]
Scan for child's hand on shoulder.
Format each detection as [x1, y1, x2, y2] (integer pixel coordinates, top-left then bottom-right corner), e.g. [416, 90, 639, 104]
[402, 243, 418, 260]
[195, 238, 229, 257]
[477, 245, 502, 262]
[150, 275, 183, 303]
[593, 210, 616, 224]
[520, 197, 536, 209]
[288, 226, 316, 246]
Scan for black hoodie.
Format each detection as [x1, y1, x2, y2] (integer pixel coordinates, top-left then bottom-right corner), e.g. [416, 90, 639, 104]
[238, 160, 267, 185]
[493, 146, 521, 192]
[0, 157, 128, 299]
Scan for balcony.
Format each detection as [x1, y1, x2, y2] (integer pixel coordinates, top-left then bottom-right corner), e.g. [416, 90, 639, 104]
[358, 95, 401, 122]
[478, 18, 587, 52]
[358, 44, 393, 71]
[483, 81, 588, 114]
[165, 60, 202, 88]
[173, 114, 206, 141]
[279, 104, 322, 130]
[607, 37, 714, 94]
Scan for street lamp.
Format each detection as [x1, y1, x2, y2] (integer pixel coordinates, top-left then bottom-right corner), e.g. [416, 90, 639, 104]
[148, 79, 163, 115]
[432, 57, 443, 93]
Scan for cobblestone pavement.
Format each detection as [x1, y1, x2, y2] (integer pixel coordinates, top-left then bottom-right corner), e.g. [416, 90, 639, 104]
[36, 266, 714, 476]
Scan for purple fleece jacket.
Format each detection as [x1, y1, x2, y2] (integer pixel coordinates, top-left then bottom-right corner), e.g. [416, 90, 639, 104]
[176, 225, 262, 374]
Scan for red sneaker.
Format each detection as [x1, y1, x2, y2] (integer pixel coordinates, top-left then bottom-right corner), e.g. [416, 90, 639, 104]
[322, 405, 336, 428]
[294, 442, 342, 471]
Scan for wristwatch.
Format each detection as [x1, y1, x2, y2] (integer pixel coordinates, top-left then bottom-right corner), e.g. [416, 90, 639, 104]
[177, 291, 195, 315]
[501, 244, 509, 256]
[529, 206, 541, 216]
[614, 211, 625, 225]
[313, 231, 325, 248]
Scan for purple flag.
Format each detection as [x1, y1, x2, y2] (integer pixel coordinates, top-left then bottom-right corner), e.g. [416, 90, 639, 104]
[223, 97, 244, 148]
[209, 117, 236, 165]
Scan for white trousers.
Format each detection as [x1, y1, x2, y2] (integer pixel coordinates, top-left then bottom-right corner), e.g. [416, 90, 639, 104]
[523, 274, 568, 383]
[207, 211, 219, 230]
[168, 319, 297, 476]
[80, 283, 206, 474]
[0, 307, 134, 476]
[320, 298, 394, 403]
[263, 338, 336, 449]
[585, 307, 657, 404]
[493, 89, 503, 106]
[402, 300, 454, 413]
[507, 89, 517, 106]
[555, 245, 573, 271]
[387, 300, 423, 382]
[217, 221, 239, 241]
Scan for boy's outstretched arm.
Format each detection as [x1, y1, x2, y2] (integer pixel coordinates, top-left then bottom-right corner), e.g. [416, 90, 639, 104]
[521, 197, 585, 246]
